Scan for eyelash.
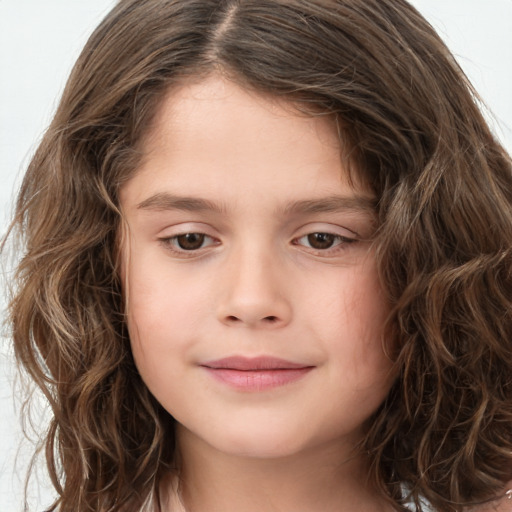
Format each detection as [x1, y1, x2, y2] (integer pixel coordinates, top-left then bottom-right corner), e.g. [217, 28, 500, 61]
[292, 232, 357, 254]
[158, 231, 357, 257]
[159, 233, 218, 254]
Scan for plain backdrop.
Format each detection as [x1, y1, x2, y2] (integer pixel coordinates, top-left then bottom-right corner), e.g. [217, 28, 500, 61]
[1, 1, 511, 509]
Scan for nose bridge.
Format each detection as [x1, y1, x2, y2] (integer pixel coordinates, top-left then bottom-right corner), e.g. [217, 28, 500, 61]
[217, 238, 291, 327]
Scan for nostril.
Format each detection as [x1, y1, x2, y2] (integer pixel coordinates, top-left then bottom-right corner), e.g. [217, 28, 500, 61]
[226, 315, 278, 323]
[222, 313, 284, 325]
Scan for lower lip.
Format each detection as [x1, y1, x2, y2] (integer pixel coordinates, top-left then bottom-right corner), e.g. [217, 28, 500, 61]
[202, 367, 313, 391]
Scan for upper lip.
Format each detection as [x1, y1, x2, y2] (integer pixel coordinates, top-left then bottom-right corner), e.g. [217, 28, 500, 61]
[201, 356, 312, 371]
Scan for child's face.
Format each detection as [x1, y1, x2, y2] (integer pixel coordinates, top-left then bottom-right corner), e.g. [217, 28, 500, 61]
[120, 75, 394, 460]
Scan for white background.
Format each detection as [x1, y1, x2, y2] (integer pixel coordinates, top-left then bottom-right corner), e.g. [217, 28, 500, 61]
[1, 1, 511, 509]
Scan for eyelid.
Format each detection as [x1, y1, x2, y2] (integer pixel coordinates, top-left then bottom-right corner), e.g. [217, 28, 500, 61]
[293, 222, 361, 239]
[293, 232, 356, 251]
[156, 221, 219, 241]
[290, 223, 362, 257]
[158, 233, 220, 257]
[157, 222, 221, 256]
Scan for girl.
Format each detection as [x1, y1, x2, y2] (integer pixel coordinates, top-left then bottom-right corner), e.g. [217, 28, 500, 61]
[4, 0, 512, 511]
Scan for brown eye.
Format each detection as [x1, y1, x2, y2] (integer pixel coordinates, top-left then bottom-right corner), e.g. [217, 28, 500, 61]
[176, 233, 206, 250]
[306, 233, 336, 249]
[294, 231, 356, 254]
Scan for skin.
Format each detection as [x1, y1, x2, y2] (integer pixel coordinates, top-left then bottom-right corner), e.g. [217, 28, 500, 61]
[120, 74, 396, 511]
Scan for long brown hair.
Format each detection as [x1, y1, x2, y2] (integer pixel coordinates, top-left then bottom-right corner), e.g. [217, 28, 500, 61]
[5, 1, 512, 511]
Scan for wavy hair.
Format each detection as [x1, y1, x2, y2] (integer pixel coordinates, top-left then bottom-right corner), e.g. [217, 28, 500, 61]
[5, 0, 512, 510]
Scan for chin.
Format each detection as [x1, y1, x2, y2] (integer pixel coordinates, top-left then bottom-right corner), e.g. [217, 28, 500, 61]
[217, 437, 308, 460]
[200, 421, 324, 460]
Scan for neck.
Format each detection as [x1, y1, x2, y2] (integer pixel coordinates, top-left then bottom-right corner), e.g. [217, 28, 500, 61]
[161, 425, 391, 512]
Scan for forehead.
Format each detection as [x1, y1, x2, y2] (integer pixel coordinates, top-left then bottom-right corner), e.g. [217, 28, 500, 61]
[146, 74, 341, 152]
[121, 74, 370, 210]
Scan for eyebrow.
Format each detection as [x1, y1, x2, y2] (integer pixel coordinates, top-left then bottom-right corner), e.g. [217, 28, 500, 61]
[136, 192, 376, 216]
[137, 193, 226, 213]
[280, 195, 376, 216]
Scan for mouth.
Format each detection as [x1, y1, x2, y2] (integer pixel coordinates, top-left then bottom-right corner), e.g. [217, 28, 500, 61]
[200, 356, 315, 391]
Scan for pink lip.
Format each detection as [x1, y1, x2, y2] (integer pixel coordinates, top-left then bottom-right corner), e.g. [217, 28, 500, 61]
[200, 356, 314, 391]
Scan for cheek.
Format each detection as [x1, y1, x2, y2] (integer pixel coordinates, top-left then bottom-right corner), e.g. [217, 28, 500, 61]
[122, 248, 220, 387]
[316, 262, 392, 381]
[315, 259, 388, 335]
[349, 271, 391, 368]
[121, 250, 182, 363]
[124, 274, 194, 411]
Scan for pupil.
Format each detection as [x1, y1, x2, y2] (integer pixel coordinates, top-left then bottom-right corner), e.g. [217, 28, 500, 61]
[308, 233, 335, 249]
[177, 233, 205, 250]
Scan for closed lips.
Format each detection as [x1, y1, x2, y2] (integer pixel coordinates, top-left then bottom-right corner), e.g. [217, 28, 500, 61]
[200, 356, 315, 391]
[201, 356, 313, 371]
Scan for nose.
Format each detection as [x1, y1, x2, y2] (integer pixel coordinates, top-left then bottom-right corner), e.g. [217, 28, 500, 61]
[216, 245, 292, 328]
